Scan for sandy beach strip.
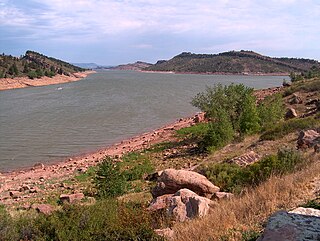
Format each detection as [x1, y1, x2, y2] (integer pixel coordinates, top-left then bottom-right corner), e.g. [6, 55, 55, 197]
[0, 70, 96, 91]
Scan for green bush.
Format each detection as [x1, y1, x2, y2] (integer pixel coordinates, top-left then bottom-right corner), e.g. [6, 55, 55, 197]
[257, 94, 285, 131]
[199, 109, 234, 152]
[203, 148, 304, 193]
[191, 83, 255, 132]
[260, 116, 320, 141]
[94, 157, 128, 198]
[94, 154, 154, 198]
[27, 70, 38, 79]
[239, 94, 261, 134]
[191, 83, 261, 151]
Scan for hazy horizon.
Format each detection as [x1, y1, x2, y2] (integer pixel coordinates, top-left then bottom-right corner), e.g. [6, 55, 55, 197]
[1, 0, 319, 65]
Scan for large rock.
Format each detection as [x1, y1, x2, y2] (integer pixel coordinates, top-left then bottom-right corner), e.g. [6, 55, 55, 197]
[258, 209, 320, 241]
[31, 204, 55, 215]
[297, 129, 320, 149]
[59, 193, 84, 204]
[151, 169, 220, 198]
[149, 188, 215, 222]
[289, 93, 303, 104]
[285, 108, 298, 119]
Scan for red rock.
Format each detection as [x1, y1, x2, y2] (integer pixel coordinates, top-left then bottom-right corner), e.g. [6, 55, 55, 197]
[32, 204, 55, 215]
[297, 129, 320, 149]
[60, 193, 84, 204]
[151, 169, 220, 198]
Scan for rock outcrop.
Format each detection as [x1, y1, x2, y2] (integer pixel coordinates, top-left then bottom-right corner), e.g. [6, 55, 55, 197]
[149, 188, 215, 222]
[151, 169, 220, 198]
[225, 151, 261, 166]
[285, 108, 298, 119]
[59, 193, 84, 204]
[258, 208, 320, 241]
[297, 129, 320, 149]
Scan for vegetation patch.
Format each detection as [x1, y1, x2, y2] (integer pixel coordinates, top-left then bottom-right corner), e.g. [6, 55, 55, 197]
[0, 200, 162, 241]
[260, 116, 320, 141]
[202, 148, 304, 193]
[94, 154, 154, 198]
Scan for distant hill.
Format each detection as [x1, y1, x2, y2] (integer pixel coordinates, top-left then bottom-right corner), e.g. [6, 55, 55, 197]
[72, 63, 100, 69]
[0, 51, 86, 79]
[110, 61, 153, 71]
[145, 51, 320, 75]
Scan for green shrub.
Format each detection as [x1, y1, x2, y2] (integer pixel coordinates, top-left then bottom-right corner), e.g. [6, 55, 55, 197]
[94, 154, 154, 198]
[203, 148, 304, 193]
[94, 157, 128, 198]
[27, 70, 38, 79]
[260, 116, 320, 140]
[191, 83, 255, 132]
[257, 94, 285, 131]
[199, 109, 234, 152]
[239, 94, 261, 134]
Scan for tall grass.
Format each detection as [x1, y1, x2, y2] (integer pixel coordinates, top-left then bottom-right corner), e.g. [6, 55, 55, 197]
[173, 157, 320, 241]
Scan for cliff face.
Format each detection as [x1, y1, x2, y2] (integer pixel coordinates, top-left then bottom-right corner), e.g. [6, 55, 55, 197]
[145, 51, 320, 74]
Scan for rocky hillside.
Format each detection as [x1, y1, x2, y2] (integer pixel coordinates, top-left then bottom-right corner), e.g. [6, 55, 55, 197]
[110, 61, 153, 71]
[145, 50, 320, 75]
[0, 51, 85, 79]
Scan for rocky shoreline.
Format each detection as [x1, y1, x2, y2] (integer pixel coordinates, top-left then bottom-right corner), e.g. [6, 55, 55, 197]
[0, 70, 95, 91]
[0, 113, 202, 206]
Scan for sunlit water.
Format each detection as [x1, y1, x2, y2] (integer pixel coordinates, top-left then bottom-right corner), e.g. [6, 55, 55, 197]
[0, 70, 288, 172]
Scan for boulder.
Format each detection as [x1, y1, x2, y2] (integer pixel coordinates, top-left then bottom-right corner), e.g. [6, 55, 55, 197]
[31, 204, 55, 215]
[154, 228, 174, 240]
[285, 108, 298, 119]
[297, 129, 320, 149]
[151, 169, 220, 198]
[193, 113, 205, 123]
[59, 193, 84, 204]
[149, 188, 215, 222]
[147, 194, 174, 211]
[214, 192, 234, 200]
[289, 93, 303, 104]
[289, 207, 320, 217]
[9, 191, 23, 199]
[258, 209, 320, 241]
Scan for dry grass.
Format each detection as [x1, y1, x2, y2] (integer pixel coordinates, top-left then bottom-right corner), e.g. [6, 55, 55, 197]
[172, 154, 320, 241]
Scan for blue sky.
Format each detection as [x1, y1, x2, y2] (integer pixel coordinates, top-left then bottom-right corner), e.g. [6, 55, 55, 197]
[0, 0, 319, 65]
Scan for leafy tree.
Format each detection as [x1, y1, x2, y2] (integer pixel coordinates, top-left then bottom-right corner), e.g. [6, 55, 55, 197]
[257, 94, 284, 130]
[191, 83, 256, 133]
[199, 108, 234, 152]
[239, 94, 261, 134]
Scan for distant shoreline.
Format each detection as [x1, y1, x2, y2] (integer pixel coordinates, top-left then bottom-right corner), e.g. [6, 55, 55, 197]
[140, 70, 289, 76]
[0, 70, 96, 91]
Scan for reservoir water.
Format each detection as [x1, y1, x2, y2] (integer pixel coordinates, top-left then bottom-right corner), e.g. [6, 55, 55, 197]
[0, 70, 288, 172]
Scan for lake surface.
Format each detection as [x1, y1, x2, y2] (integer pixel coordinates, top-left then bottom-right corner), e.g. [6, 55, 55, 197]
[0, 71, 288, 172]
